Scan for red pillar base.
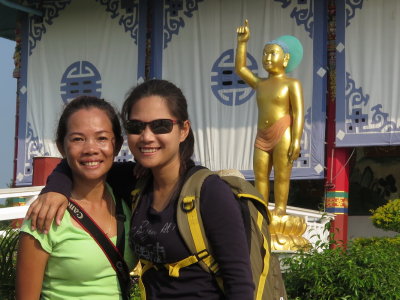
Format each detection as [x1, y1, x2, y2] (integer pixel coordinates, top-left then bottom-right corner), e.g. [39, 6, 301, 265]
[330, 213, 348, 247]
[325, 148, 351, 247]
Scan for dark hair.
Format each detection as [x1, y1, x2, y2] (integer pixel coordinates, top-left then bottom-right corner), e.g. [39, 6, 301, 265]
[56, 95, 123, 154]
[122, 79, 195, 174]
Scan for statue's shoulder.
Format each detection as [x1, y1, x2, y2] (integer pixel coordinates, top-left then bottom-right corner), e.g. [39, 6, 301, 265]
[286, 77, 302, 87]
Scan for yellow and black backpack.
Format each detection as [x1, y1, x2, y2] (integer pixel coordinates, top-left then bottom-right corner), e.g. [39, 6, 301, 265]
[132, 167, 287, 300]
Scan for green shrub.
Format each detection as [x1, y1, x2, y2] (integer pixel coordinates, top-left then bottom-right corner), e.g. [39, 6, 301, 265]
[371, 199, 400, 233]
[130, 279, 141, 300]
[351, 235, 400, 247]
[0, 226, 19, 300]
[282, 236, 400, 300]
[0, 224, 142, 299]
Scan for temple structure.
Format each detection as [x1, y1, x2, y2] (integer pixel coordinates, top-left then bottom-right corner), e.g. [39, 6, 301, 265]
[1, 0, 399, 244]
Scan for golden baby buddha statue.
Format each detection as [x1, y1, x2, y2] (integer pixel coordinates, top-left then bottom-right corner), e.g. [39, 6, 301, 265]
[235, 20, 309, 251]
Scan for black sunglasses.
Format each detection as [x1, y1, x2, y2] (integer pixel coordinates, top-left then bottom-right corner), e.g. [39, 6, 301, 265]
[125, 119, 180, 135]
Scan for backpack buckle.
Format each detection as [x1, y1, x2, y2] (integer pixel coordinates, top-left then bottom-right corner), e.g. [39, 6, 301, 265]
[181, 196, 196, 212]
[195, 249, 210, 261]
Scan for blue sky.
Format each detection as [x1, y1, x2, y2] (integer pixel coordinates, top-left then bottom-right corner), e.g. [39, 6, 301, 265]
[0, 38, 17, 188]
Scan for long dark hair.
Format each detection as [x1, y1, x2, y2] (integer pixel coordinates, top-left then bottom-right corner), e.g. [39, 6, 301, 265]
[122, 79, 195, 175]
[56, 95, 123, 154]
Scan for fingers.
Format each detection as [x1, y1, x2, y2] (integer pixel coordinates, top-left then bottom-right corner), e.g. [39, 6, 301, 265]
[25, 199, 42, 231]
[236, 19, 249, 34]
[36, 202, 52, 233]
[55, 202, 68, 226]
[288, 152, 300, 164]
[24, 193, 68, 233]
[41, 206, 58, 232]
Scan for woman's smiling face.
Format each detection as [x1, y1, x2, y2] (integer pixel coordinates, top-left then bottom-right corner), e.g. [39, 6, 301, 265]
[127, 95, 189, 172]
[59, 107, 116, 184]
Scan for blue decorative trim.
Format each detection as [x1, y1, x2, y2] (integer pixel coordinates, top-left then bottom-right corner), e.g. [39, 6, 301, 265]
[96, 0, 140, 44]
[274, 0, 314, 38]
[24, 122, 50, 178]
[16, 15, 31, 185]
[28, 0, 72, 55]
[345, 0, 363, 27]
[60, 61, 102, 104]
[150, 0, 164, 78]
[183, 0, 203, 17]
[137, 0, 147, 81]
[345, 72, 399, 134]
[274, 0, 291, 9]
[326, 207, 348, 214]
[96, 0, 120, 18]
[163, 0, 204, 49]
[210, 49, 257, 106]
[28, 0, 140, 56]
[290, 1, 314, 38]
[303, 0, 326, 179]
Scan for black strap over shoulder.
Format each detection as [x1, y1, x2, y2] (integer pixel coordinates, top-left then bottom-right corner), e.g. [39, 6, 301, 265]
[115, 196, 126, 256]
[67, 199, 131, 300]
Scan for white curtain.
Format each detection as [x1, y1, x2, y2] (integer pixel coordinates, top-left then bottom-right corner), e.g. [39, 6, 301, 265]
[16, 0, 140, 185]
[336, 0, 400, 146]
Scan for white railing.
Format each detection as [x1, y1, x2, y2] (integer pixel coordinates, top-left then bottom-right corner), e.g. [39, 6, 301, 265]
[0, 186, 44, 221]
[0, 186, 334, 248]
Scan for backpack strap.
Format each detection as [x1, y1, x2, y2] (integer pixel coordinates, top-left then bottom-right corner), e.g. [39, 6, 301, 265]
[139, 248, 211, 277]
[175, 168, 220, 275]
[219, 175, 272, 299]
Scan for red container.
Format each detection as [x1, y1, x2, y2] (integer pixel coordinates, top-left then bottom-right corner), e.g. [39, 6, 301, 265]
[32, 157, 62, 186]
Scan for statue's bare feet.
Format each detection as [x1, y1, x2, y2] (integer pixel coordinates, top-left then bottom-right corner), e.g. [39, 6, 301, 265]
[271, 207, 286, 217]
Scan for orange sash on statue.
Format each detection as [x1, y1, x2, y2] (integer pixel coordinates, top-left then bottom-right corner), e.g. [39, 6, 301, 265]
[254, 115, 292, 153]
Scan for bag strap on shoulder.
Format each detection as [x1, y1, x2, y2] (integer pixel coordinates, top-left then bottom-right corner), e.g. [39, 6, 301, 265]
[67, 199, 131, 300]
[176, 168, 220, 275]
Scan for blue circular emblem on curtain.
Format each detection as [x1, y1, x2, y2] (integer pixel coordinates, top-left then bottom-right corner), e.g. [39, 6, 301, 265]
[211, 49, 257, 106]
[60, 61, 102, 104]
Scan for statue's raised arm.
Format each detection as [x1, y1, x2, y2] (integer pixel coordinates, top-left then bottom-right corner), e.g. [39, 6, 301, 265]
[235, 20, 259, 88]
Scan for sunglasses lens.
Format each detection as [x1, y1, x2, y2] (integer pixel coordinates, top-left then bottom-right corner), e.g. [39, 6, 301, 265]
[150, 119, 174, 134]
[125, 119, 177, 134]
[125, 120, 145, 134]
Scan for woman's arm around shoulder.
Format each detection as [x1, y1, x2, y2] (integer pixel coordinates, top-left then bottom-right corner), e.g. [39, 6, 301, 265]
[26, 160, 137, 233]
